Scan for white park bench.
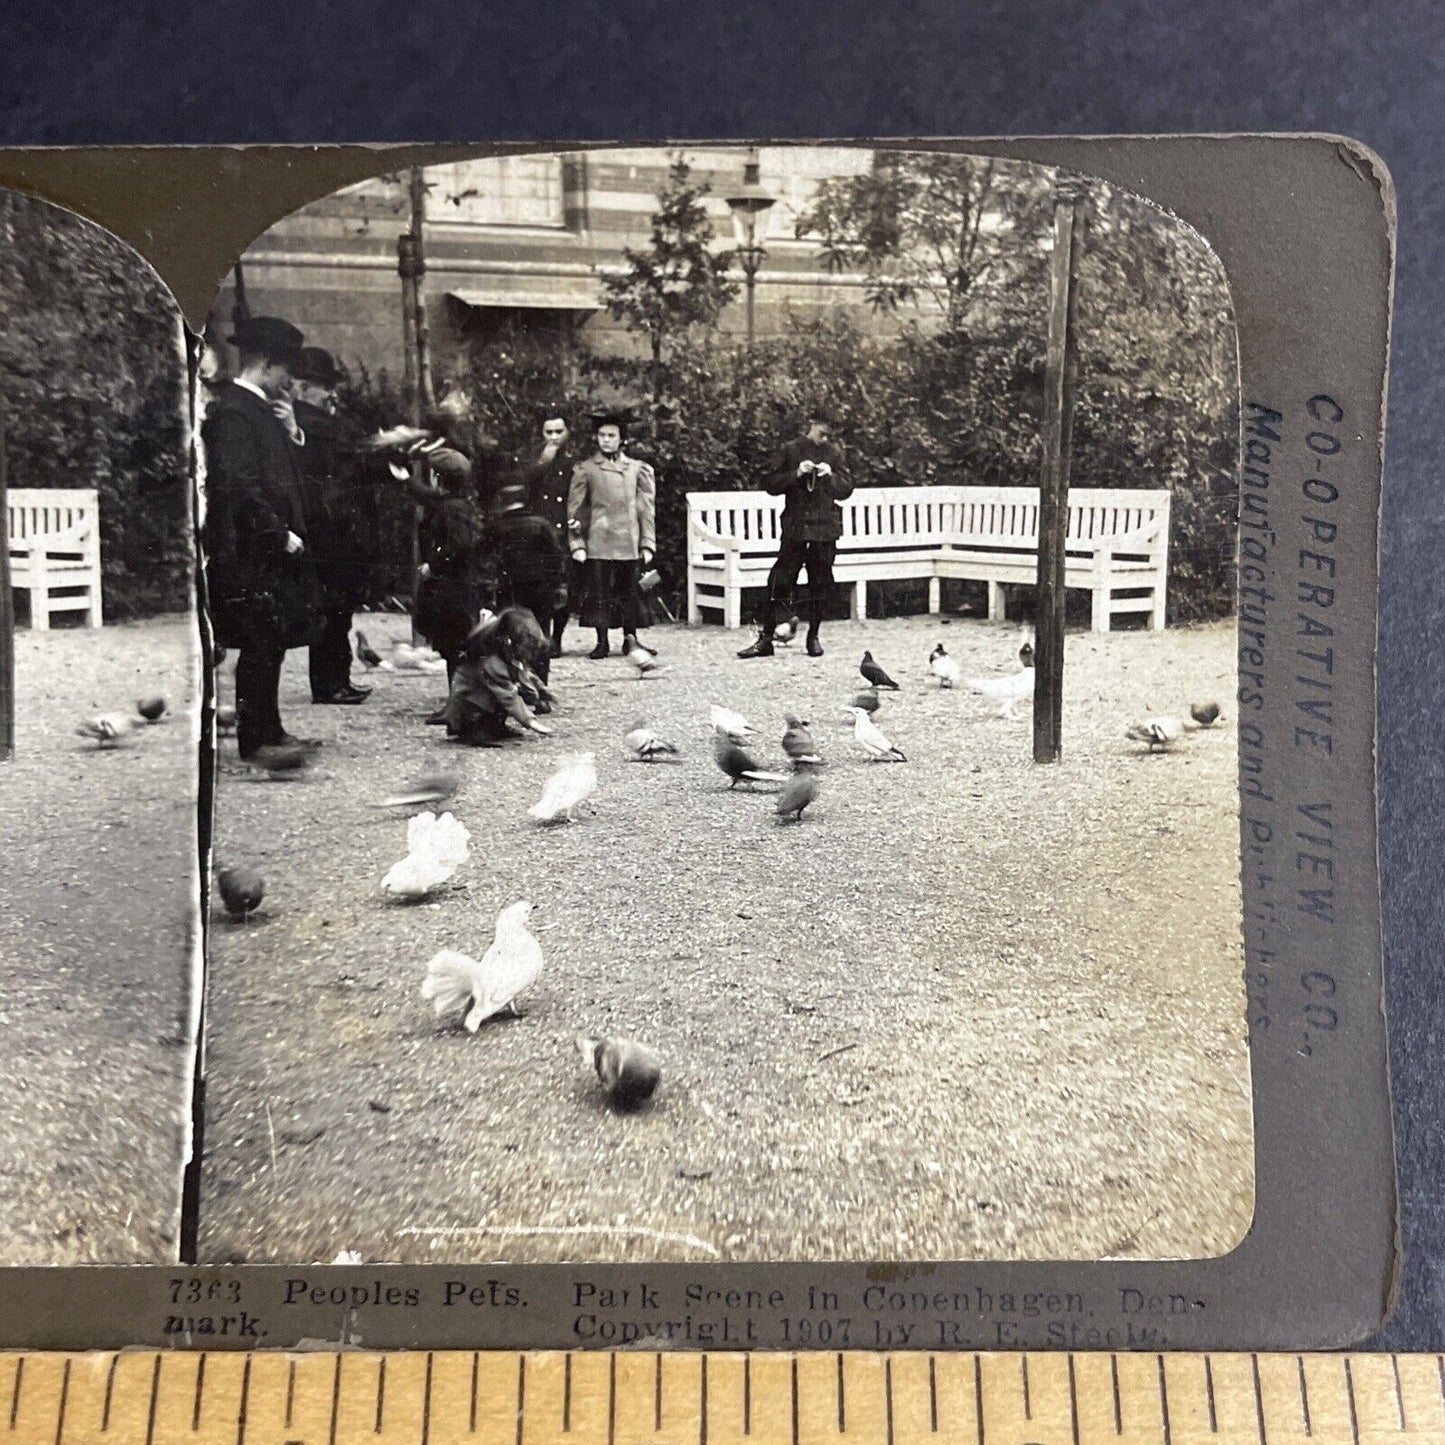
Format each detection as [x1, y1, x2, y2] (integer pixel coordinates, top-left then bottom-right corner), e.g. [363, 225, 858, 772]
[6, 488, 104, 629]
[686, 484, 1171, 634]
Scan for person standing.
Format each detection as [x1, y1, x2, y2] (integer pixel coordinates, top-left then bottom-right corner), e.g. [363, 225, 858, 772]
[567, 411, 656, 660]
[737, 411, 853, 659]
[524, 408, 585, 657]
[201, 316, 320, 759]
[487, 481, 568, 683]
[291, 346, 374, 706]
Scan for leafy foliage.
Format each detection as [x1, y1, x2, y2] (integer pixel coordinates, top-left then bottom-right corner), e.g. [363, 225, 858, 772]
[0, 190, 191, 620]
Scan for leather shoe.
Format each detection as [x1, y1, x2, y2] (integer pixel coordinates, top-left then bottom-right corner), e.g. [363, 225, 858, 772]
[588, 641, 611, 660]
[737, 635, 774, 659]
[806, 634, 824, 657]
[312, 688, 366, 705]
[276, 731, 324, 749]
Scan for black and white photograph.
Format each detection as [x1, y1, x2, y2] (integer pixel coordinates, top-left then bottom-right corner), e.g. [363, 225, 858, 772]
[195, 144, 1251, 1267]
[0, 187, 198, 1263]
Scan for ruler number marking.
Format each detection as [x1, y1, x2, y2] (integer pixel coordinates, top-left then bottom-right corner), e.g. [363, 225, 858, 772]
[1297, 1357, 1312, 1436]
[52, 1359, 70, 1445]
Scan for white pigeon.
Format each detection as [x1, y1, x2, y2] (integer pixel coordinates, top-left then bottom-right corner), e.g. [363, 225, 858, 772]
[964, 665, 1036, 719]
[709, 704, 755, 740]
[421, 900, 544, 1031]
[527, 753, 598, 823]
[928, 643, 961, 688]
[381, 810, 471, 900]
[624, 721, 681, 762]
[1125, 716, 1187, 752]
[625, 641, 669, 677]
[392, 641, 448, 674]
[842, 707, 907, 762]
[76, 713, 135, 748]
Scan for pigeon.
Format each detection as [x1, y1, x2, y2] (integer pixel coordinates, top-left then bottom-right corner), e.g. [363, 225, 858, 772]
[215, 704, 238, 735]
[246, 741, 313, 776]
[367, 423, 433, 453]
[1190, 701, 1222, 728]
[393, 642, 448, 674]
[1017, 631, 1036, 668]
[577, 1035, 662, 1110]
[625, 640, 669, 677]
[76, 713, 134, 748]
[371, 772, 460, 809]
[850, 687, 882, 716]
[860, 651, 900, 690]
[773, 615, 801, 646]
[381, 811, 471, 900]
[963, 666, 1036, 720]
[843, 706, 907, 761]
[713, 731, 789, 788]
[421, 900, 544, 1031]
[1125, 716, 1187, 752]
[355, 630, 384, 668]
[624, 721, 681, 762]
[774, 764, 820, 822]
[137, 695, 169, 722]
[709, 704, 756, 740]
[780, 713, 823, 765]
[928, 644, 961, 688]
[527, 753, 598, 823]
[216, 865, 265, 920]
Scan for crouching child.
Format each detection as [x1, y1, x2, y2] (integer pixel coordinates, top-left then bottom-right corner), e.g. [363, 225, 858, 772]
[443, 606, 556, 747]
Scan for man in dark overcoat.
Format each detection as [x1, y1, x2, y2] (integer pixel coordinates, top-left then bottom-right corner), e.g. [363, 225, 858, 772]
[523, 408, 586, 657]
[737, 410, 854, 659]
[201, 316, 320, 758]
[291, 345, 375, 705]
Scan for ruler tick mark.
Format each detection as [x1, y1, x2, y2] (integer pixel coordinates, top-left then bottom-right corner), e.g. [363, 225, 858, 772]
[1296, 1357, 1311, 1436]
[1111, 1355, 1122, 1435]
[1021, 1356, 1032, 1421]
[790, 1358, 799, 1445]
[1204, 1358, 1217, 1435]
[145, 1357, 161, 1445]
[699, 1355, 708, 1445]
[237, 1355, 252, 1445]
[885, 1359, 895, 1445]
[10, 1358, 23, 1429]
[469, 1354, 479, 1435]
[1251, 1355, 1267, 1445]
[1344, 1359, 1360, 1445]
[1157, 1357, 1172, 1445]
[102, 1357, 117, 1433]
[656, 1354, 663, 1434]
[375, 1357, 386, 1434]
[974, 1356, 984, 1445]
[53, 1359, 70, 1445]
[516, 1356, 526, 1445]
[837, 1354, 846, 1433]
[194, 1356, 208, 1434]
[422, 1354, 433, 1445]
[928, 1357, 938, 1434]
[328, 1354, 341, 1445]
[1391, 1352, 1406, 1430]
[608, 1354, 616, 1445]
[744, 1356, 751, 1437]
[286, 1360, 296, 1429]
[1067, 1355, 1080, 1445]
[563, 1354, 571, 1433]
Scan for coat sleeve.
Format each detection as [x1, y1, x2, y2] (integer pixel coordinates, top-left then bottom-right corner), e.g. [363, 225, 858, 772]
[203, 408, 290, 555]
[479, 653, 533, 726]
[566, 463, 590, 550]
[635, 462, 657, 556]
[765, 443, 799, 497]
[827, 452, 855, 504]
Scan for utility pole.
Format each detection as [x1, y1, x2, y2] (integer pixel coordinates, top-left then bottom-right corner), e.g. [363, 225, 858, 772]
[1033, 176, 1088, 765]
[398, 168, 433, 639]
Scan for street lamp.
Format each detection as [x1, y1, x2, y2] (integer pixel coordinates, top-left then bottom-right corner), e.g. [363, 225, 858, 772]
[725, 148, 777, 345]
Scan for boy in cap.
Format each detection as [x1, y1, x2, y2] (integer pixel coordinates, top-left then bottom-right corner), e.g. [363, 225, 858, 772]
[567, 410, 657, 660]
[201, 315, 322, 758]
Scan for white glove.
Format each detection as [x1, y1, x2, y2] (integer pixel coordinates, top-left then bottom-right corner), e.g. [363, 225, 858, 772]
[814, 462, 833, 478]
[571, 549, 587, 563]
[797, 461, 816, 477]
[284, 531, 304, 555]
[529, 719, 554, 736]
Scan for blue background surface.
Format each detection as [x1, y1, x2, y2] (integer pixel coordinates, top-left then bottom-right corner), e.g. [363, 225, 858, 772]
[0, 0, 1438, 1348]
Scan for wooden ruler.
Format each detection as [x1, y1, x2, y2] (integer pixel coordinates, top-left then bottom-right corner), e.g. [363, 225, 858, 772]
[4, 1352, 1444, 1445]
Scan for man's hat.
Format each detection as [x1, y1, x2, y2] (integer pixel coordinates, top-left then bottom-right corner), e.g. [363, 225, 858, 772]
[589, 407, 634, 431]
[228, 315, 304, 363]
[489, 483, 529, 519]
[293, 346, 343, 386]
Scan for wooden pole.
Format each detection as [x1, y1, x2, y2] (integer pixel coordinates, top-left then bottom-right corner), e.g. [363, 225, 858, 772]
[1033, 177, 1088, 765]
[408, 167, 435, 417]
[0, 411, 13, 761]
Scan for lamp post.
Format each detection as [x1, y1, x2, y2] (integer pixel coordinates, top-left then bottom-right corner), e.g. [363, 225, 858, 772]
[725, 148, 777, 346]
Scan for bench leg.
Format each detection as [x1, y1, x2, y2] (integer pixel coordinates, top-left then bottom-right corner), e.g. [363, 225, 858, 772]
[687, 580, 701, 627]
[1092, 588, 1110, 633]
[928, 577, 941, 614]
[1151, 586, 1167, 632]
[88, 584, 104, 628]
[32, 583, 51, 631]
[725, 588, 742, 631]
[852, 579, 867, 621]
[987, 581, 1004, 621]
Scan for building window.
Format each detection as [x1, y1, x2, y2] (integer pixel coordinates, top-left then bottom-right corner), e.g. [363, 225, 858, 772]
[428, 157, 566, 229]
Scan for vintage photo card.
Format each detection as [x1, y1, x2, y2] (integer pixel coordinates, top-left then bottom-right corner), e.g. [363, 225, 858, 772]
[0, 185, 199, 1263]
[195, 146, 1251, 1270]
[0, 134, 1395, 1352]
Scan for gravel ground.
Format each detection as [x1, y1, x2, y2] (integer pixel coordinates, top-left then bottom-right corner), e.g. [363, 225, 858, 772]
[199, 611, 1251, 1266]
[0, 616, 199, 1264]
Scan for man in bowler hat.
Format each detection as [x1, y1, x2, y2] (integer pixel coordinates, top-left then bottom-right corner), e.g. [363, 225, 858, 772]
[524, 407, 585, 657]
[201, 316, 320, 758]
[291, 345, 374, 705]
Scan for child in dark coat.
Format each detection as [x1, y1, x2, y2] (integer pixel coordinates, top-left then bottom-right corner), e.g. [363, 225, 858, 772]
[443, 607, 556, 747]
[487, 482, 568, 683]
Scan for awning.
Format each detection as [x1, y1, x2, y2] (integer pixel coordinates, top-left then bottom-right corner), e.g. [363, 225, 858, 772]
[447, 285, 601, 313]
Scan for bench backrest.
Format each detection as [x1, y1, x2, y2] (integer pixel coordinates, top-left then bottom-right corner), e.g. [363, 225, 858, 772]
[688, 485, 1170, 559]
[6, 488, 100, 548]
